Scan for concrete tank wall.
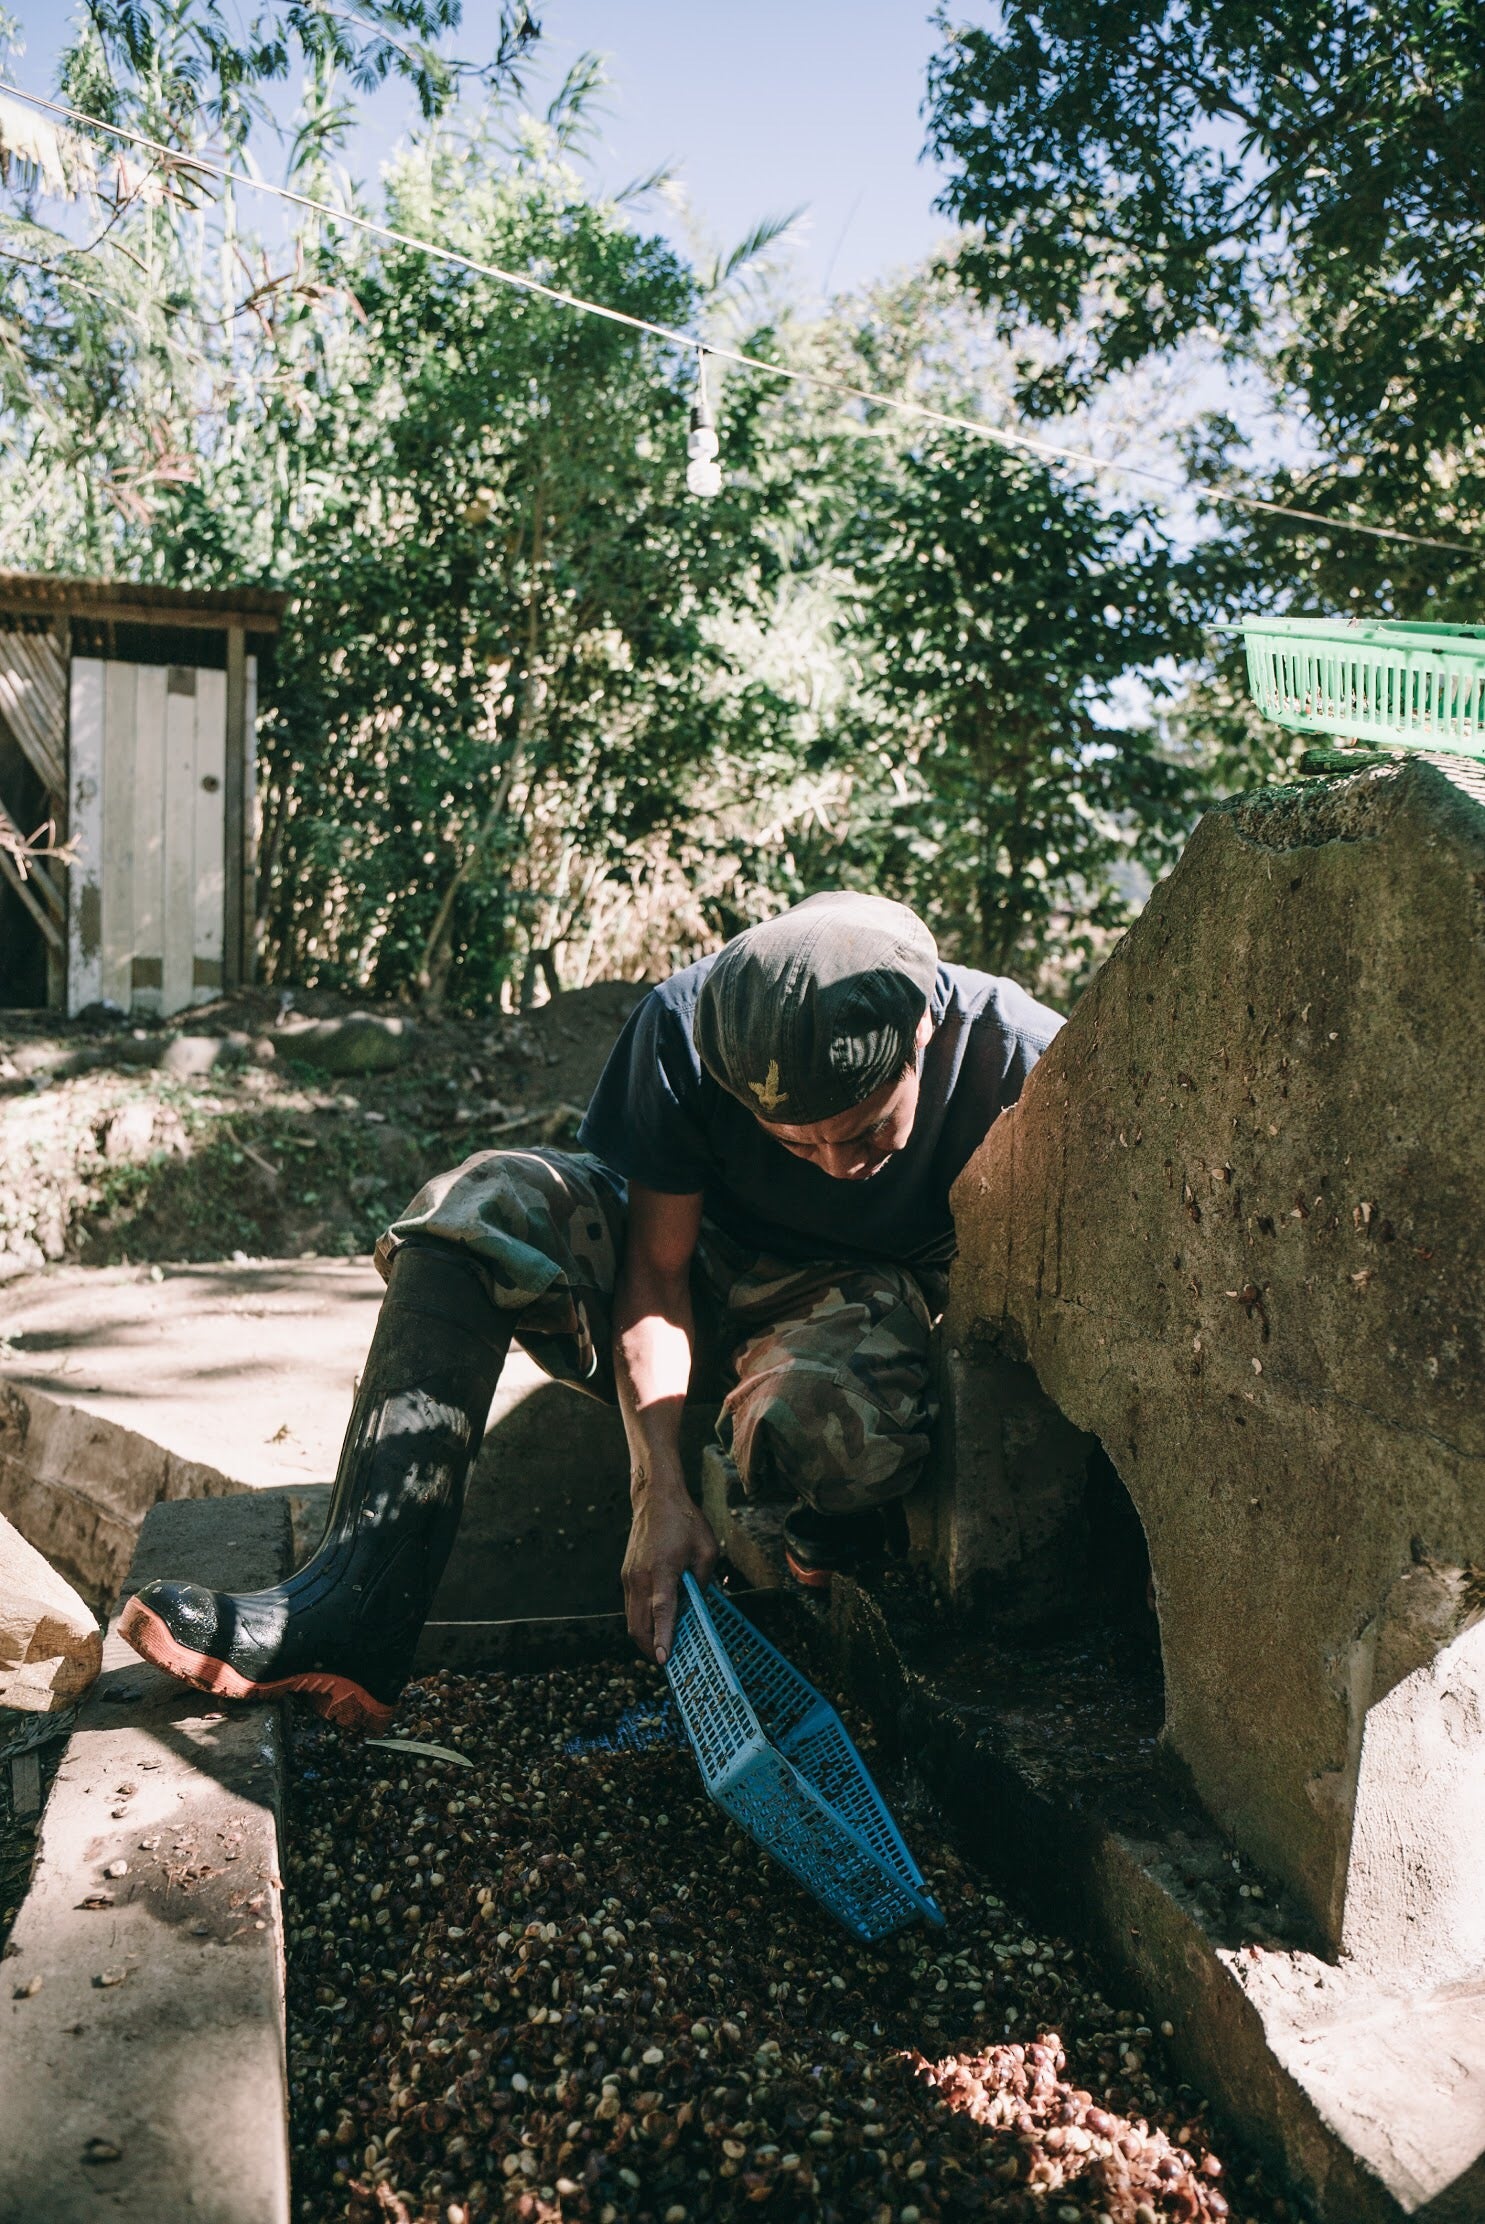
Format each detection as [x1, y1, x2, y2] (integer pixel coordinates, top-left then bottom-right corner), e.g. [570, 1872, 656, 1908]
[945, 755, 1485, 1979]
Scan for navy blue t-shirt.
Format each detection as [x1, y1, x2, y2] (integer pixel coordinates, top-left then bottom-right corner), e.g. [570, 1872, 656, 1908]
[577, 957, 1061, 1268]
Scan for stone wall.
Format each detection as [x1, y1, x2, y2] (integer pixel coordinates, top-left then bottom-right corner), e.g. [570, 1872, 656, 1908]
[946, 755, 1485, 1976]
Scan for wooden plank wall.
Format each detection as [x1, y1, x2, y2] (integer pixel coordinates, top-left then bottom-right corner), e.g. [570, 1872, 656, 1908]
[66, 658, 229, 1017]
[192, 667, 227, 999]
[243, 652, 258, 983]
[129, 664, 167, 1011]
[100, 660, 138, 1009]
[161, 666, 197, 1014]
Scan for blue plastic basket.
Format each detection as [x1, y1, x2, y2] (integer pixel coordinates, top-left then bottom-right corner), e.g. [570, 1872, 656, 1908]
[664, 1574, 944, 1941]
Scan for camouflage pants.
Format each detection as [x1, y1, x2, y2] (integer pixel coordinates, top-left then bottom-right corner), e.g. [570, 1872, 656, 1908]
[379, 1148, 939, 1514]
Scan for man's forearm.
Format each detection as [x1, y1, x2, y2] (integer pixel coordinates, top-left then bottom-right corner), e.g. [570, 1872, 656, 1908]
[614, 1255, 695, 1498]
[613, 1187, 712, 1665]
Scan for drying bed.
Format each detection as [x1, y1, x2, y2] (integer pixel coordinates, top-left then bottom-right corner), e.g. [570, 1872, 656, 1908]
[283, 1656, 1293, 2224]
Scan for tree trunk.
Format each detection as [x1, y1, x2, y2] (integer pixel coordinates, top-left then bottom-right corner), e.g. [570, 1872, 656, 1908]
[518, 946, 564, 1007]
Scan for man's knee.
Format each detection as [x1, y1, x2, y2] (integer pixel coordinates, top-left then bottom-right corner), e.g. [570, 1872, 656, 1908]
[382, 1146, 622, 1308]
[725, 1368, 931, 1514]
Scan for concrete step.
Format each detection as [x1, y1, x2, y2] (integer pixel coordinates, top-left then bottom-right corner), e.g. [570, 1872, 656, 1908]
[0, 1490, 295, 2224]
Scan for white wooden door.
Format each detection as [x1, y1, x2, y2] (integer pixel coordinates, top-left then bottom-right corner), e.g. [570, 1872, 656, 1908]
[67, 658, 228, 1017]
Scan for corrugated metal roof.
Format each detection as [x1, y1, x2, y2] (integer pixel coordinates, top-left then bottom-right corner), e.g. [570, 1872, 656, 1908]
[0, 571, 287, 628]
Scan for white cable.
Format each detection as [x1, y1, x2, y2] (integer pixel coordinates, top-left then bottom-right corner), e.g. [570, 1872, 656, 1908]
[0, 76, 1477, 562]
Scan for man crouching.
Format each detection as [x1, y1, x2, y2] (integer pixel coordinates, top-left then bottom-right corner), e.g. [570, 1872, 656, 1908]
[123, 893, 1059, 1728]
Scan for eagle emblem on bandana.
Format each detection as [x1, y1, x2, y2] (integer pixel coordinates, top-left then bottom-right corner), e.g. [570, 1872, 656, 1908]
[748, 1060, 788, 1113]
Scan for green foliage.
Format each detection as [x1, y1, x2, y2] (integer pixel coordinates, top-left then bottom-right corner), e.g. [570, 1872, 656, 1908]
[81, 1104, 390, 1262]
[68, 0, 537, 137]
[0, 15, 1235, 1010]
[836, 427, 1204, 976]
[926, 1, 1485, 614]
[260, 133, 799, 1006]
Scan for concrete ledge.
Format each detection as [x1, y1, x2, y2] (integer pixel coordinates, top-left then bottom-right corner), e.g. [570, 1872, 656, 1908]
[699, 1442, 790, 1590]
[0, 1491, 294, 2224]
[0, 1378, 243, 1609]
[0, 1260, 717, 1621]
[825, 1578, 1485, 2224]
[0, 1261, 381, 1492]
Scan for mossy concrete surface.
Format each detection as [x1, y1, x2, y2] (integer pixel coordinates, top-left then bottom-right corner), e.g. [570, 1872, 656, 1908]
[951, 756, 1485, 1968]
[946, 756, 1485, 2218]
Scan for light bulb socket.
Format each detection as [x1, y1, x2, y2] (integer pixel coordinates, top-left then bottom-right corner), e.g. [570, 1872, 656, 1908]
[691, 348, 716, 425]
[687, 352, 720, 495]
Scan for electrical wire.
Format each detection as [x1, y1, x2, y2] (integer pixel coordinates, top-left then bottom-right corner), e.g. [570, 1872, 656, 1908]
[0, 75, 1477, 563]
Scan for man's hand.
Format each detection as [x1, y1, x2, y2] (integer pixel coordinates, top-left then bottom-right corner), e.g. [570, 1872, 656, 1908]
[622, 1474, 718, 1667]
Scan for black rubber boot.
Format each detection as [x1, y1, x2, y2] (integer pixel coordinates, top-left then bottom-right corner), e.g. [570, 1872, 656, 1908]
[782, 1500, 909, 1591]
[120, 1242, 512, 1733]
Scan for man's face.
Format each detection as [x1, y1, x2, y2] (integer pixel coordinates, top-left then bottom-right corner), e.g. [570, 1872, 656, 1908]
[760, 1014, 933, 1182]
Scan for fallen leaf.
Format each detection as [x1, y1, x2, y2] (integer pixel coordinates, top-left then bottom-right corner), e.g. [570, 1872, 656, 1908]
[364, 1736, 472, 1769]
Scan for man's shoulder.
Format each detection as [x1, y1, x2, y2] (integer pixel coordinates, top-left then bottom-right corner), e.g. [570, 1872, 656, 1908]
[939, 962, 1063, 1052]
[642, 951, 717, 1021]
[619, 956, 729, 1103]
[579, 956, 722, 1184]
[630, 955, 717, 1072]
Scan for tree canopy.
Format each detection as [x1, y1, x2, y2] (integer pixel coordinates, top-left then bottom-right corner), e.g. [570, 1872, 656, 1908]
[926, 2, 1485, 613]
[0, 12, 1248, 1009]
[65, 0, 537, 136]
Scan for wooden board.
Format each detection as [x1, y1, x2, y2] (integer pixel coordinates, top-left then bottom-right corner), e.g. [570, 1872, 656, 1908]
[64, 658, 104, 1014]
[64, 657, 231, 1018]
[244, 652, 258, 983]
[99, 658, 137, 1009]
[0, 627, 66, 800]
[223, 627, 245, 988]
[160, 669, 197, 1015]
[129, 663, 167, 1016]
[192, 666, 226, 999]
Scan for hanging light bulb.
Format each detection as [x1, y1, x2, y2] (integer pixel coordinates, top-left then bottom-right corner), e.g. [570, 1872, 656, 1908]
[686, 350, 722, 499]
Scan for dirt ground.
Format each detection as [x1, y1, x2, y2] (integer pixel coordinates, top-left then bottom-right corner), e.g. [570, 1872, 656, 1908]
[0, 982, 642, 1278]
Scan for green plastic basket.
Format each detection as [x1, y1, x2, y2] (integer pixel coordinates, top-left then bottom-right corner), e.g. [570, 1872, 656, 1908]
[1240, 616, 1485, 758]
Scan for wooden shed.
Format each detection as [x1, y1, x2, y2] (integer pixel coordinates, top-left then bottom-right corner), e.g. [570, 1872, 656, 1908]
[0, 573, 286, 1016]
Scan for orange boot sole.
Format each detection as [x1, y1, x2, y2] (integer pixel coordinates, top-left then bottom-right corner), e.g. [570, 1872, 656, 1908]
[119, 1595, 394, 1736]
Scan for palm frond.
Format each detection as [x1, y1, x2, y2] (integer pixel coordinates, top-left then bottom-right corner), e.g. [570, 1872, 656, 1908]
[545, 51, 609, 153]
[706, 206, 806, 294]
[611, 161, 675, 209]
[287, 98, 360, 182]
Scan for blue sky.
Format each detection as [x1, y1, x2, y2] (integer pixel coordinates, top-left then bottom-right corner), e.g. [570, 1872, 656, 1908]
[4, 1, 956, 301]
